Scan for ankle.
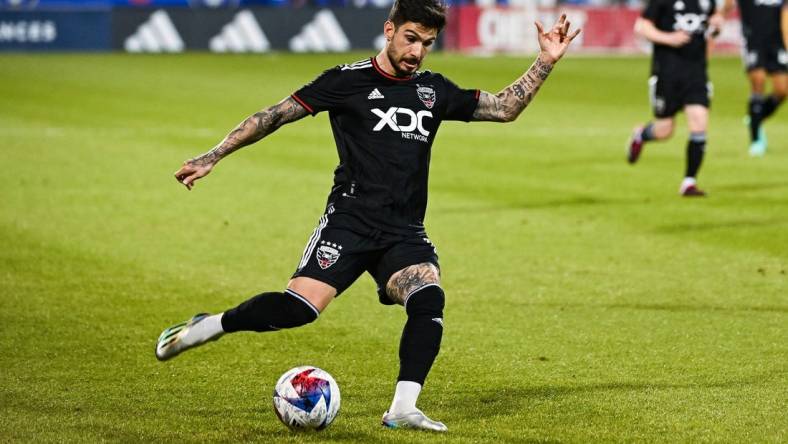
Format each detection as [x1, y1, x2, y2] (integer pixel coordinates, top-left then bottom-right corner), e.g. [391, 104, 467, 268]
[388, 381, 422, 414]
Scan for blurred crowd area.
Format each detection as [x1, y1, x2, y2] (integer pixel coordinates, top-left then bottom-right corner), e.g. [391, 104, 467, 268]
[0, 0, 647, 9]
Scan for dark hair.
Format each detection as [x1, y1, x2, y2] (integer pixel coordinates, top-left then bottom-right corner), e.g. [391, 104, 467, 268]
[388, 0, 447, 33]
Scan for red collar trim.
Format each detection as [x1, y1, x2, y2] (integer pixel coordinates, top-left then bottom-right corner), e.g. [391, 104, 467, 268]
[371, 57, 413, 82]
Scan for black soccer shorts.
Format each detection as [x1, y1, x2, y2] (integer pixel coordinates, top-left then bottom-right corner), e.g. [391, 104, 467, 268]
[291, 209, 439, 305]
[649, 72, 712, 118]
[742, 41, 788, 74]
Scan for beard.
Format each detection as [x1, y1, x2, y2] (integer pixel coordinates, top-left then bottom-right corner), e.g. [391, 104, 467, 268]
[386, 46, 420, 77]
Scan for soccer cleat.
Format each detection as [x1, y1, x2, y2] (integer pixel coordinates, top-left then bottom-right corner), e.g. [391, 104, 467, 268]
[680, 184, 706, 197]
[381, 409, 448, 432]
[749, 127, 767, 157]
[155, 313, 217, 361]
[749, 140, 766, 157]
[627, 126, 645, 164]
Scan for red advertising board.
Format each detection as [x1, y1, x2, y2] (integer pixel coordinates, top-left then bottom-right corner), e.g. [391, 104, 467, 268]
[444, 5, 742, 55]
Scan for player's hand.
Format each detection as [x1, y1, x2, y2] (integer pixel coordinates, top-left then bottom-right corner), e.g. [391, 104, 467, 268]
[707, 13, 724, 38]
[534, 13, 582, 64]
[174, 159, 213, 191]
[665, 31, 691, 48]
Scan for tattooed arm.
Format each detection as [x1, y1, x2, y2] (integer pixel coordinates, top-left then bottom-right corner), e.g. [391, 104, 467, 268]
[174, 96, 308, 190]
[472, 55, 554, 122]
[473, 14, 581, 122]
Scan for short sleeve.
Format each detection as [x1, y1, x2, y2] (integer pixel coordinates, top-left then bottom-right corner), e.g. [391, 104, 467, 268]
[641, 0, 663, 21]
[291, 66, 349, 116]
[442, 76, 480, 122]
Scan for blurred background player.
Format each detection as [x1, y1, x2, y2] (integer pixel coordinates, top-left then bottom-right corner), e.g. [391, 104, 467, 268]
[627, 0, 724, 197]
[155, 0, 580, 432]
[723, 0, 787, 156]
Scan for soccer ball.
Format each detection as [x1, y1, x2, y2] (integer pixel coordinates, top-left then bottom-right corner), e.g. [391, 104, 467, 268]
[272, 366, 340, 430]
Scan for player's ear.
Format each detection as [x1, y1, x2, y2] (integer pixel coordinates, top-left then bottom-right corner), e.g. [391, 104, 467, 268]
[384, 20, 395, 41]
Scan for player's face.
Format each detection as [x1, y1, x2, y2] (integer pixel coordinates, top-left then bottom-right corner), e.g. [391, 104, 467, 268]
[384, 21, 438, 76]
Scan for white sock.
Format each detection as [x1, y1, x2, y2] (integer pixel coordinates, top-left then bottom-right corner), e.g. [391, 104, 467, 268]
[680, 177, 696, 192]
[182, 313, 225, 346]
[388, 381, 422, 414]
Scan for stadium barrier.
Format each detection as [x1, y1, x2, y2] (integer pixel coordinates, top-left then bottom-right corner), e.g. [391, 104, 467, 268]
[444, 5, 743, 55]
[1, 5, 743, 53]
[111, 7, 390, 52]
[0, 9, 111, 51]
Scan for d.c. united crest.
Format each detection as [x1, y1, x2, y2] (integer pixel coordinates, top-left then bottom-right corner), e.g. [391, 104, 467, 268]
[316, 240, 342, 269]
[417, 85, 436, 109]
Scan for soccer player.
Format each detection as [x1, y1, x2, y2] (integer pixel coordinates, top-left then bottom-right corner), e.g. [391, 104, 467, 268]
[156, 0, 579, 432]
[725, 0, 787, 156]
[627, 0, 725, 196]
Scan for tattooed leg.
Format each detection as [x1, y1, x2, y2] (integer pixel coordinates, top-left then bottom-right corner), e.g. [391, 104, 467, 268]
[386, 263, 441, 305]
[386, 261, 446, 418]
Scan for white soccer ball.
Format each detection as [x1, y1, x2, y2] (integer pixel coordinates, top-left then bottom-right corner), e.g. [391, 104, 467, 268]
[272, 366, 340, 430]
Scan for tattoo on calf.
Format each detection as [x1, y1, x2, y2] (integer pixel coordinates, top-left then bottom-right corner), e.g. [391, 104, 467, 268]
[386, 263, 440, 304]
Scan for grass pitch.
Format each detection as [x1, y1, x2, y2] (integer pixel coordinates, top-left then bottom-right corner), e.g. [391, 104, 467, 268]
[1, 52, 786, 443]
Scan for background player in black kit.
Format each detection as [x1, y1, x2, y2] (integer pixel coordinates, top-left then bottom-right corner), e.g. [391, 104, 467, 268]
[723, 0, 787, 156]
[154, 0, 580, 432]
[627, 0, 725, 196]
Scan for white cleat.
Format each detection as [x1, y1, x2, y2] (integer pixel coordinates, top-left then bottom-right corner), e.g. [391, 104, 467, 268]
[381, 409, 448, 432]
[155, 313, 218, 361]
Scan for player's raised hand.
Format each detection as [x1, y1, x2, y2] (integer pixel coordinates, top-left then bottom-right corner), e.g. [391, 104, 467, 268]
[534, 13, 581, 64]
[174, 159, 213, 190]
[707, 13, 724, 38]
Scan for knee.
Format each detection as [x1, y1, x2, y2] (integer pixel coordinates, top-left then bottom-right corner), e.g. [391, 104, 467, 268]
[275, 290, 320, 329]
[405, 285, 445, 319]
[654, 119, 675, 139]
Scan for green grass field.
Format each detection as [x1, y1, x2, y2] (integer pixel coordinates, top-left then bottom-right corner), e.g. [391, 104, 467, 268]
[1, 52, 786, 443]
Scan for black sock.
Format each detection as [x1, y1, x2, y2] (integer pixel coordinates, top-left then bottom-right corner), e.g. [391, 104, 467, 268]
[761, 94, 783, 120]
[641, 122, 656, 142]
[685, 132, 706, 179]
[398, 285, 444, 385]
[221, 289, 319, 333]
[749, 95, 765, 141]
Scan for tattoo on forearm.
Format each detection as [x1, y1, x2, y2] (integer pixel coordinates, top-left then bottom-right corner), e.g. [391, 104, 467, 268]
[473, 56, 554, 122]
[386, 263, 440, 305]
[513, 84, 525, 100]
[189, 96, 308, 166]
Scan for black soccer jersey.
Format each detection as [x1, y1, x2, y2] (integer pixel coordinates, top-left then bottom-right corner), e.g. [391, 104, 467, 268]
[642, 0, 717, 75]
[737, 0, 785, 47]
[292, 57, 479, 234]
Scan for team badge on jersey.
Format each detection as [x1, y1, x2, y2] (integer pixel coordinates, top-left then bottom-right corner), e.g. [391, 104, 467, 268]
[417, 85, 436, 109]
[316, 240, 342, 269]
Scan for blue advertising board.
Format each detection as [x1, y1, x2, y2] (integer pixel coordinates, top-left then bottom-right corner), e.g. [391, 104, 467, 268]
[0, 10, 111, 50]
[0, 0, 279, 9]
